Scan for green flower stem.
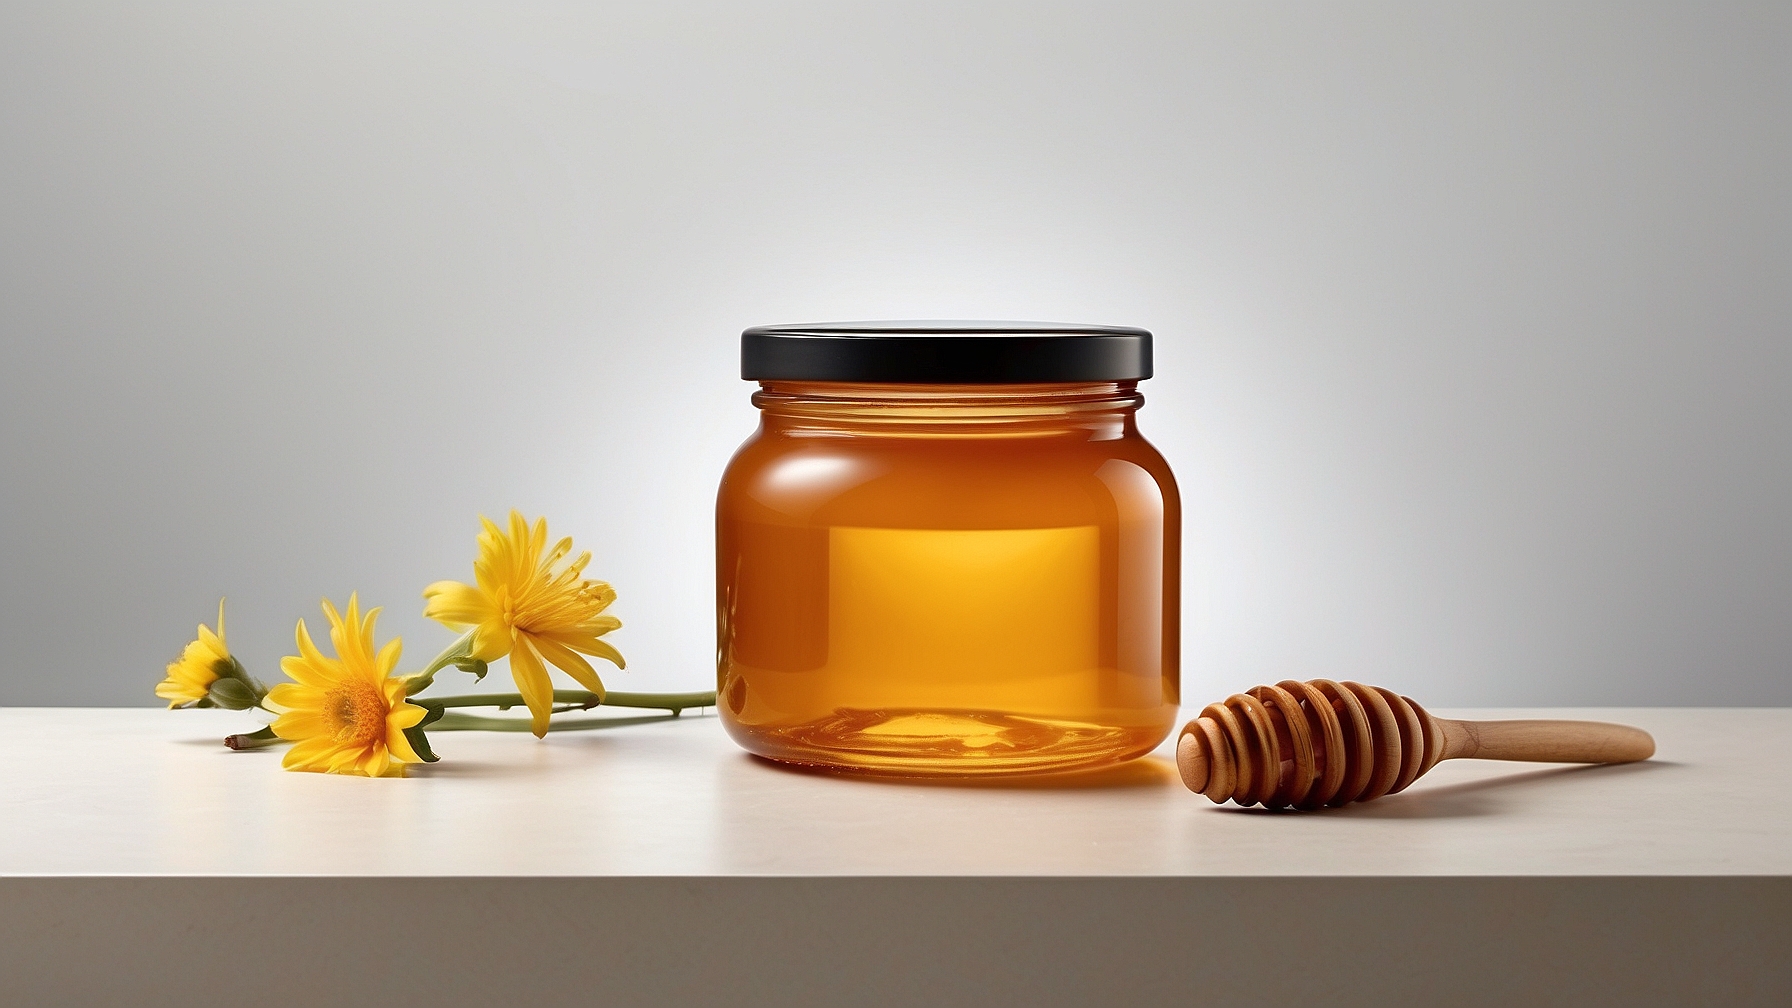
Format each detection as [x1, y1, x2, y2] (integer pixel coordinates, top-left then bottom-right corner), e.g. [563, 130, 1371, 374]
[402, 628, 479, 696]
[427, 711, 682, 732]
[419, 689, 716, 713]
[224, 725, 285, 750]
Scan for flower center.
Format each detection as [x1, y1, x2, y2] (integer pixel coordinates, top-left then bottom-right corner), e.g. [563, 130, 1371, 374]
[325, 682, 387, 747]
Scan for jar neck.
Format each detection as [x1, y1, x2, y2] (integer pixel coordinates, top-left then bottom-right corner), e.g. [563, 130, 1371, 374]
[753, 381, 1142, 437]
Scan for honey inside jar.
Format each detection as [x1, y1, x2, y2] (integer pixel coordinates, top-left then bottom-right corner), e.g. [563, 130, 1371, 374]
[717, 324, 1179, 776]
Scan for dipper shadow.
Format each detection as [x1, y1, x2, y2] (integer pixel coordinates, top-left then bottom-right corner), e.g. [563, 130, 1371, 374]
[745, 753, 1180, 790]
[1215, 759, 1681, 820]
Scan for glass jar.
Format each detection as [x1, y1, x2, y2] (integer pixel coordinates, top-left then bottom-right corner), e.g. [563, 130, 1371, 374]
[716, 322, 1179, 776]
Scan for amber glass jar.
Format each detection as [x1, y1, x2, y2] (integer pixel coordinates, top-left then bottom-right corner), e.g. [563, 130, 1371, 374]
[716, 322, 1179, 776]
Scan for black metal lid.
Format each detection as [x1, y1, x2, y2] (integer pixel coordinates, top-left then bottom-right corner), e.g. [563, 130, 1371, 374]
[741, 320, 1152, 383]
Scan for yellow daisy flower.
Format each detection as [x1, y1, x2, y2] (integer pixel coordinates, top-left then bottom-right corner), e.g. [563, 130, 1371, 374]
[268, 595, 428, 778]
[155, 599, 240, 708]
[423, 511, 625, 737]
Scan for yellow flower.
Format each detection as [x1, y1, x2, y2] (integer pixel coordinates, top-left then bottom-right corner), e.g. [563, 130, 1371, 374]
[268, 595, 428, 777]
[423, 511, 625, 737]
[155, 599, 238, 708]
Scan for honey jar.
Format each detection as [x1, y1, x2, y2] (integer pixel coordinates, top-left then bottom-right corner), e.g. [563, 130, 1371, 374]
[716, 322, 1179, 776]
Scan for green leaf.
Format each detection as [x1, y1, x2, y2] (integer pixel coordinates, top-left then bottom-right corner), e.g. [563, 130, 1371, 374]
[207, 677, 261, 710]
[402, 724, 440, 763]
[452, 656, 488, 681]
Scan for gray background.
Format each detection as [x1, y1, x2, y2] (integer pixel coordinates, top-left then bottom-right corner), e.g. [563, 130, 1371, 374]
[2, 1, 1787, 707]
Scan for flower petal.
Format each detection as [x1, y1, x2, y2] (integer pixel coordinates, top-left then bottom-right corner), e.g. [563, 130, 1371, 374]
[386, 721, 423, 764]
[357, 746, 389, 778]
[388, 699, 427, 730]
[582, 582, 618, 613]
[470, 619, 514, 661]
[508, 512, 535, 586]
[375, 636, 403, 679]
[293, 619, 342, 681]
[539, 625, 624, 661]
[473, 516, 506, 595]
[267, 681, 322, 711]
[277, 655, 333, 690]
[283, 736, 337, 772]
[327, 745, 368, 775]
[508, 637, 555, 738]
[358, 603, 384, 668]
[554, 635, 625, 670]
[271, 709, 329, 740]
[196, 624, 229, 661]
[154, 679, 204, 705]
[531, 634, 606, 697]
[322, 597, 351, 659]
[422, 581, 490, 628]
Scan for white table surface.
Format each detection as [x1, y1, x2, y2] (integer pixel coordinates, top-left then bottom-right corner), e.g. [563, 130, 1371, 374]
[4, 706, 1785, 877]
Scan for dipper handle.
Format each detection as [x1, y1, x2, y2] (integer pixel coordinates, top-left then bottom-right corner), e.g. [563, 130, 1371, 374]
[1436, 718, 1655, 764]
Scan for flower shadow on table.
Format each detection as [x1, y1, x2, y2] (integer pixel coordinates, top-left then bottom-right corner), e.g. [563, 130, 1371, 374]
[745, 753, 1181, 790]
[409, 713, 692, 778]
[1215, 760, 1681, 820]
[175, 736, 269, 748]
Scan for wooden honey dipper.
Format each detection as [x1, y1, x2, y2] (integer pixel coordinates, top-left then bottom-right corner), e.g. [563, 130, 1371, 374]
[1177, 679, 1655, 809]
